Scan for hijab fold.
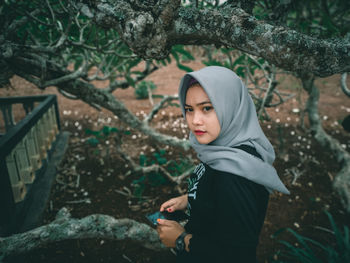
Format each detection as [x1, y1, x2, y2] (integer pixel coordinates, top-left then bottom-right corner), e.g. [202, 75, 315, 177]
[178, 66, 289, 194]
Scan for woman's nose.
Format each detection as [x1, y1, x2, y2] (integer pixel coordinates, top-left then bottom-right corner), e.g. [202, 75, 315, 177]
[192, 111, 203, 125]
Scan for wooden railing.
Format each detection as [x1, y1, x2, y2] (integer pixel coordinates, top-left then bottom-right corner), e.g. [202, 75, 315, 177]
[0, 95, 60, 233]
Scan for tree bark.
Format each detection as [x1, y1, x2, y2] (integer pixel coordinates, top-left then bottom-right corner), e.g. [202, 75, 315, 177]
[88, 0, 350, 77]
[0, 208, 165, 260]
[301, 74, 350, 212]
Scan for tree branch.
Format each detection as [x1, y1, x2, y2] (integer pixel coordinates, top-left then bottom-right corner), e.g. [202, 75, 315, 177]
[114, 137, 193, 185]
[9, 56, 190, 150]
[0, 207, 165, 260]
[90, 1, 350, 77]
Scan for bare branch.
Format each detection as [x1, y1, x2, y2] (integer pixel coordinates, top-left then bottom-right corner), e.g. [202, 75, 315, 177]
[57, 88, 79, 100]
[40, 56, 87, 88]
[144, 95, 178, 124]
[257, 74, 274, 119]
[45, 0, 56, 23]
[114, 137, 193, 185]
[341, 73, 350, 97]
[106, 62, 158, 93]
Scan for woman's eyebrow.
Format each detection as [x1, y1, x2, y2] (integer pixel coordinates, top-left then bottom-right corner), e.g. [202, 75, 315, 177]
[197, 101, 212, 106]
[184, 101, 212, 107]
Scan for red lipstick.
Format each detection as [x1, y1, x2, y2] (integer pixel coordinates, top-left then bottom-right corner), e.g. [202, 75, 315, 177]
[194, 130, 206, 135]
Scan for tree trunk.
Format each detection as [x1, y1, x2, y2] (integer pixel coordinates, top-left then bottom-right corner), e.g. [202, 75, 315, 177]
[301, 74, 350, 212]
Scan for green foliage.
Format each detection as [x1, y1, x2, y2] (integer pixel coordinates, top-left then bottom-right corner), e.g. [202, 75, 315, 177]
[253, 0, 350, 38]
[272, 211, 350, 263]
[85, 126, 119, 148]
[134, 81, 157, 99]
[156, 45, 195, 72]
[1, 0, 146, 89]
[203, 47, 264, 79]
[132, 150, 193, 198]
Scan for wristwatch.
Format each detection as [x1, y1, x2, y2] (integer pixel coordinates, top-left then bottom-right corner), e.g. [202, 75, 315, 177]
[175, 231, 188, 253]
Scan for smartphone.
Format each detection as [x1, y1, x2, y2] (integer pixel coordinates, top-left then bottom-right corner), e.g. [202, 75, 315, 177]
[146, 210, 189, 226]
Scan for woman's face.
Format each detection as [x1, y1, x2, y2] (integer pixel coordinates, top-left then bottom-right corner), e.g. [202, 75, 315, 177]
[184, 84, 221, 144]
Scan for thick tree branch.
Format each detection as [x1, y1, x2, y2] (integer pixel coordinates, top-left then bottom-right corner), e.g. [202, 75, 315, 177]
[0, 207, 165, 260]
[8, 56, 190, 150]
[89, 1, 350, 77]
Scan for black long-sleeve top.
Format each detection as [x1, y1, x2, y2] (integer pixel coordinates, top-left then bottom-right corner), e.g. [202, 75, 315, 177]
[177, 162, 269, 263]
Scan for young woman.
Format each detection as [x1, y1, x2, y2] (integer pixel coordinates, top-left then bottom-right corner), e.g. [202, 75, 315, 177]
[156, 66, 289, 263]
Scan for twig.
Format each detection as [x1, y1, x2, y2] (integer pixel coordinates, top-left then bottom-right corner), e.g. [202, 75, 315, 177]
[144, 95, 178, 123]
[66, 198, 91, 204]
[76, 174, 80, 188]
[341, 73, 350, 97]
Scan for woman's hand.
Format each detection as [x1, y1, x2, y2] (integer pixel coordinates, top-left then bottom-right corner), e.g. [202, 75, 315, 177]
[156, 219, 184, 248]
[160, 194, 188, 212]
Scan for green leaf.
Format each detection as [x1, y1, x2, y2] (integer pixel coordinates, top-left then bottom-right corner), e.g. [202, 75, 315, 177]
[139, 154, 147, 166]
[85, 129, 100, 137]
[157, 157, 167, 165]
[176, 63, 193, 72]
[173, 45, 195, 60]
[86, 137, 99, 146]
[232, 54, 246, 67]
[111, 127, 119, 133]
[203, 59, 223, 67]
[125, 75, 135, 87]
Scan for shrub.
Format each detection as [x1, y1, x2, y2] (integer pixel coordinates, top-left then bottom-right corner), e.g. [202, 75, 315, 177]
[272, 211, 350, 263]
[134, 81, 157, 99]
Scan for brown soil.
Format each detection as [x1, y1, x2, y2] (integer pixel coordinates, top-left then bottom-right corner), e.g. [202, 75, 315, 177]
[1, 58, 350, 263]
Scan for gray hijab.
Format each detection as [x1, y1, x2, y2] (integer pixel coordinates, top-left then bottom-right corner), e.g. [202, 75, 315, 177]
[179, 66, 289, 194]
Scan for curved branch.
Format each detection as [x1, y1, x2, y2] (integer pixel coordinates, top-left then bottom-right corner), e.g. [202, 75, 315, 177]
[144, 95, 178, 124]
[341, 73, 350, 98]
[106, 62, 159, 93]
[0, 207, 165, 260]
[9, 56, 190, 150]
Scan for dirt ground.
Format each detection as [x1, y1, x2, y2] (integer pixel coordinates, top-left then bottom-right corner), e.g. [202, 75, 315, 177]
[1, 58, 350, 263]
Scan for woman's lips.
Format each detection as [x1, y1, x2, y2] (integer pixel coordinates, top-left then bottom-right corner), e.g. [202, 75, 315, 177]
[194, 130, 206, 135]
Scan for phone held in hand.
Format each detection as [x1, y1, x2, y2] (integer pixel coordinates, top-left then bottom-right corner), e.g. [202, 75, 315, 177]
[146, 210, 189, 226]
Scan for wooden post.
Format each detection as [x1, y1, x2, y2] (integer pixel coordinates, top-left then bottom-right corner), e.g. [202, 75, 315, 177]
[27, 127, 42, 171]
[16, 139, 35, 184]
[34, 120, 47, 161]
[50, 105, 59, 137]
[46, 109, 56, 145]
[41, 112, 52, 148]
[5, 150, 27, 203]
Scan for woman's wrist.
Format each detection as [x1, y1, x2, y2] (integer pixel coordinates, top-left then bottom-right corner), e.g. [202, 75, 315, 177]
[184, 234, 192, 252]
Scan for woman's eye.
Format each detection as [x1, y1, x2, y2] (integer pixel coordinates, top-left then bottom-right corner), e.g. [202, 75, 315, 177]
[184, 108, 193, 112]
[203, 106, 213, 112]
